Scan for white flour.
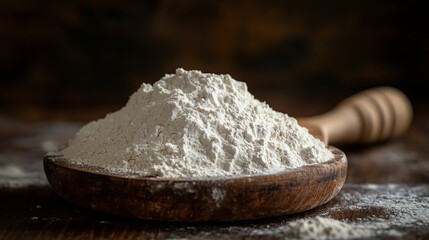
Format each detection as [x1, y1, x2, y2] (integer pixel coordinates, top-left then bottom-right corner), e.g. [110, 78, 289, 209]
[60, 68, 333, 178]
[251, 184, 427, 239]
[282, 217, 373, 240]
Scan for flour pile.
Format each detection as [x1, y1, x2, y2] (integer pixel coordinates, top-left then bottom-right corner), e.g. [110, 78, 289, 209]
[60, 68, 333, 178]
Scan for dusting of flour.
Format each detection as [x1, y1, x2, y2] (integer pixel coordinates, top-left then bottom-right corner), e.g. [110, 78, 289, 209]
[60, 68, 333, 178]
[282, 217, 373, 240]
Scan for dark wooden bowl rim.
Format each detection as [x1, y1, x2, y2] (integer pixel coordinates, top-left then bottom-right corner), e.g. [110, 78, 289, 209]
[44, 146, 347, 222]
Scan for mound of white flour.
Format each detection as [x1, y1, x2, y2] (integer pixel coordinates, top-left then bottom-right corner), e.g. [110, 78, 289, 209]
[60, 68, 333, 178]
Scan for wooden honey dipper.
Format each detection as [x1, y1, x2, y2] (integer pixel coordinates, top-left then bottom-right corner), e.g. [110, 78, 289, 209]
[298, 86, 412, 145]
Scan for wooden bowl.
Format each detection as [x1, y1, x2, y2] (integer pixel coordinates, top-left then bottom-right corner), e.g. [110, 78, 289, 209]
[44, 87, 414, 221]
[43, 146, 347, 222]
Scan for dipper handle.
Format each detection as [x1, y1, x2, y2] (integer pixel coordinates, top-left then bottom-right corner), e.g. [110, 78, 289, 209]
[298, 87, 413, 145]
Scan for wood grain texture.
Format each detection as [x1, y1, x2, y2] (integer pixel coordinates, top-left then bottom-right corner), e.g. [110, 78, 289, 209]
[43, 147, 347, 221]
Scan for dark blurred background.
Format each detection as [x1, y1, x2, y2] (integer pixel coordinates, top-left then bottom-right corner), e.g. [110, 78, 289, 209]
[0, 0, 427, 121]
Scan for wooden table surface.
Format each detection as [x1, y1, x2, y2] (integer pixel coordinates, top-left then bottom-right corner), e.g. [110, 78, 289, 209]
[0, 104, 428, 239]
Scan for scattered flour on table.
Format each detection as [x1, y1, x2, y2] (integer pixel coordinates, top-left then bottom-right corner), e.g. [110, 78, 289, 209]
[0, 164, 47, 188]
[251, 215, 402, 239]
[281, 216, 373, 240]
[59, 68, 333, 178]
[329, 184, 429, 230]
[260, 184, 428, 239]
